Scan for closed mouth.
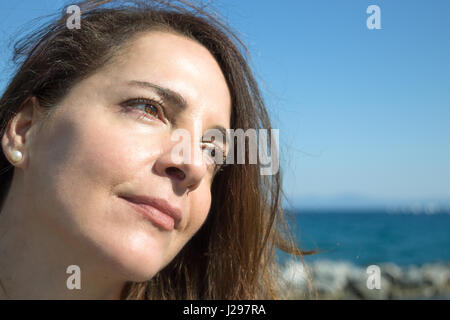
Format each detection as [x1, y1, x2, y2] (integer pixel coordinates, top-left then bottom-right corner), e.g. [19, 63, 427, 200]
[119, 195, 182, 231]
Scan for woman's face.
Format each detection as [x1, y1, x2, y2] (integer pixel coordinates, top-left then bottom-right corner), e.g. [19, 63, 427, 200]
[18, 31, 231, 281]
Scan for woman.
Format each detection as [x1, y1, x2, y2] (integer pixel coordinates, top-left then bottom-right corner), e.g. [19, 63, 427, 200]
[0, 0, 312, 299]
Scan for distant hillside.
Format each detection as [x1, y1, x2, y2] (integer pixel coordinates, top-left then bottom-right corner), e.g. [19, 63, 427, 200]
[286, 193, 450, 213]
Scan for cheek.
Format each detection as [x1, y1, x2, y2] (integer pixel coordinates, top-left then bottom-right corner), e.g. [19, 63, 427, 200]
[42, 121, 132, 192]
[28, 111, 161, 228]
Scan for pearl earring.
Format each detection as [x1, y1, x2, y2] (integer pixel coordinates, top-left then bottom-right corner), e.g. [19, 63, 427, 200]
[11, 150, 23, 163]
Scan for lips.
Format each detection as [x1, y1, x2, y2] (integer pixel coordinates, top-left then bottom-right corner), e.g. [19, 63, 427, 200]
[119, 195, 182, 231]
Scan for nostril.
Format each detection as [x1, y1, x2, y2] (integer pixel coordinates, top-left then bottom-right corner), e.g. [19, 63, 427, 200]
[166, 167, 186, 180]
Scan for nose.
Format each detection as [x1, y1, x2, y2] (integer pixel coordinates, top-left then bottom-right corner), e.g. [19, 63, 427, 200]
[153, 134, 208, 193]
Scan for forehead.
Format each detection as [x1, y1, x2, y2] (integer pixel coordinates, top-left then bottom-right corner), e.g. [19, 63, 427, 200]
[103, 31, 232, 126]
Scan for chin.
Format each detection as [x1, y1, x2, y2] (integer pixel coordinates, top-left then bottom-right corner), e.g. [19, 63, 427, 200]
[100, 231, 170, 282]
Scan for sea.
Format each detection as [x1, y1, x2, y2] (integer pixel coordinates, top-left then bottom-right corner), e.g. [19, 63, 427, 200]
[277, 209, 450, 267]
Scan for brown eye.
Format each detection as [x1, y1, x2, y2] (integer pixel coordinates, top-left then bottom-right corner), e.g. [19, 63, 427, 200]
[122, 97, 166, 122]
[141, 104, 158, 117]
[132, 101, 159, 118]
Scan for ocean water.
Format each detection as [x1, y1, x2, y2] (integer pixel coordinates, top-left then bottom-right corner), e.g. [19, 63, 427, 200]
[277, 210, 450, 267]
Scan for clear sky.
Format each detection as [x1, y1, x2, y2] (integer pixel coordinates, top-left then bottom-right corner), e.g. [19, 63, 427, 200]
[1, 1, 449, 206]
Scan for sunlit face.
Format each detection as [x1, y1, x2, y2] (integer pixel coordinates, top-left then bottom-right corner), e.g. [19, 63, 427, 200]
[21, 31, 231, 281]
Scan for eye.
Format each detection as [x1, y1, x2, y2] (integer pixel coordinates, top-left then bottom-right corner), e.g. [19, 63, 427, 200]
[202, 145, 216, 160]
[202, 143, 227, 174]
[121, 97, 166, 122]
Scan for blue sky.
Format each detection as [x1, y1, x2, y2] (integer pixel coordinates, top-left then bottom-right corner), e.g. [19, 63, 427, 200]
[1, 0, 449, 207]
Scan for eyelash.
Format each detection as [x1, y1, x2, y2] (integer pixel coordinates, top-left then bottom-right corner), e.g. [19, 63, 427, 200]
[202, 145, 228, 175]
[121, 97, 228, 175]
[121, 97, 166, 122]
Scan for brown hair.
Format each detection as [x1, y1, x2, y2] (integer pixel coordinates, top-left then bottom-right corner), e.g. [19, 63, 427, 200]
[0, 0, 315, 299]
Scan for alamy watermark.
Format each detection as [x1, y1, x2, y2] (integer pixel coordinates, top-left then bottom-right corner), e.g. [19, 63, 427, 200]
[366, 5, 381, 30]
[170, 128, 280, 176]
[66, 4, 382, 32]
[366, 265, 381, 289]
[66, 265, 81, 290]
[66, 5, 81, 30]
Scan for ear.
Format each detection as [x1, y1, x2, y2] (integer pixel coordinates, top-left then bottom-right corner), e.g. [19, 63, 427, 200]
[1, 97, 44, 168]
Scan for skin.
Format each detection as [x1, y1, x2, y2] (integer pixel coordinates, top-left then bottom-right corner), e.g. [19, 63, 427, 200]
[0, 31, 231, 299]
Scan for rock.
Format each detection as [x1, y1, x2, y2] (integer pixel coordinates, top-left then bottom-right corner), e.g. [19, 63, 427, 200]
[280, 261, 308, 289]
[422, 263, 450, 288]
[381, 263, 403, 284]
[311, 260, 354, 295]
[403, 266, 425, 287]
[278, 260, 450, 299]
[347, 272, 391, 300]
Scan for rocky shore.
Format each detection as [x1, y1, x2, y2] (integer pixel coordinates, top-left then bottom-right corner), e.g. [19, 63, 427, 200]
[279, 260, 450, 299]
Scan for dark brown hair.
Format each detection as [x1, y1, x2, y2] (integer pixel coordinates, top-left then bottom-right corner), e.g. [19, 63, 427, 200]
[0, 0, 315, 299]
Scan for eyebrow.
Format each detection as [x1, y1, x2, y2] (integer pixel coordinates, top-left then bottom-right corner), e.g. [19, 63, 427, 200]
[127, 80, 230, 149]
